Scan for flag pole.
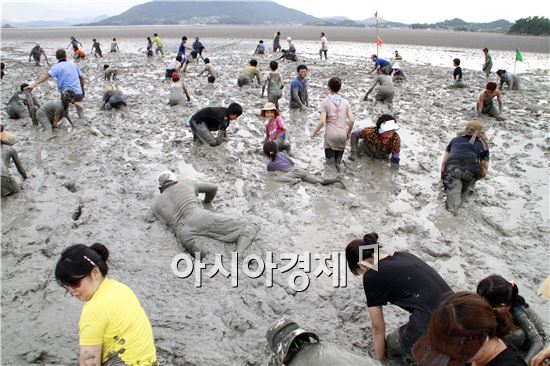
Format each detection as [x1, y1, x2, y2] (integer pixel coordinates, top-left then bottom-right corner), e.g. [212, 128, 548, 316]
[376, 11, 379, 56]
[513, 59, 516, 74]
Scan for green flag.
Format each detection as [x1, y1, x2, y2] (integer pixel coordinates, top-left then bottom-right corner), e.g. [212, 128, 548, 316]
[516, 48, 523, 62]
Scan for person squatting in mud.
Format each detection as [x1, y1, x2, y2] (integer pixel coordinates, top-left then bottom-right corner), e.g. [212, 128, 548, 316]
[188, 103, 242, 146]
[1, 126, 27, 197]
[6, 83, 41, 119]
[477, 81, 504, 120]
[197, 58, 217, 83]
[101, 85, 127, 111]
[168, 72, 191, 106]
[148, 171, 258, 256]
[238, 59, 261, 87]
[349, 114, 401, 165]
[36, 90, 76, 134]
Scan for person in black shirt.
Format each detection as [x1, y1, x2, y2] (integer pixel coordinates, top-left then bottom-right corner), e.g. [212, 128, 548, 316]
[189, 103, 243, 146]
[345, 232, 452, 363]
[412, 291, 527, 366]
[441, 120, 489, 214]
[451, 58, 466, 88]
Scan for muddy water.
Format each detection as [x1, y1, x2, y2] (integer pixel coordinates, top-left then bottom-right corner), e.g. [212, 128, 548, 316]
[1, 35, 549, 365]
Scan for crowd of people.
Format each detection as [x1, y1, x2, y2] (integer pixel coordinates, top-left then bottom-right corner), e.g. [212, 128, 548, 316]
[1, 31, 547, 366]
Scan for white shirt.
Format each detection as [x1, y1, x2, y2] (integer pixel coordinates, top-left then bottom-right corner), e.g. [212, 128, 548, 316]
[321, 36, 328, 50]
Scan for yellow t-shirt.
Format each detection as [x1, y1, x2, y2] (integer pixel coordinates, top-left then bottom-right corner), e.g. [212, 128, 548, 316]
[79, 278, 158, 365]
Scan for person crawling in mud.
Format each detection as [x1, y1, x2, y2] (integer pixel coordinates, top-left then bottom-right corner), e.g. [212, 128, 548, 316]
[440, 120, 489, 214]
[263, 141, 343, 187]
[496, 69, 521, 90]
[148, 171, 257, 256]
[363, 66, 395, 104]
[477, 81, 504, 121]
[276, 49, 298, 62]
[36, 90, 75, 134]
[101, 84, 127, 111]
[349, 114, 400, 165]
[1, 127, 27, 197]
[6, 83, 41, 119]
[237, 59, 261, 87]
[188, 102, 243, 146]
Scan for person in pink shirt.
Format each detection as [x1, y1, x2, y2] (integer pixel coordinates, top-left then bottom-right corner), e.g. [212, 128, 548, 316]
[261, 102, 291, 154]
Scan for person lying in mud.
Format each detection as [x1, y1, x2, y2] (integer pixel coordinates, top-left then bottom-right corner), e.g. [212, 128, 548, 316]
[440, 120, 489, 214]
[349, 114, 400, 165]
[265, 319, 375, 366]
[149, 171, 257, 255]
[101, 85, 127, 111]
[477, 82, 504, 120]
[188, 103, 242, 146]
[55, 243, 159, 366]
[29, 42, 49, 66]
[168, 72, 190, 106]
[36, 90, 75, 134]
[6, 84, 41, 119]
[450, 58, 466, 88]
[276, 49, 298, 62]
[363, 67, 395, 104]
[345, 232, 452, 363]
[103, 64, 118, 81]
[197, 58, 217, 82]
[238, 59, 261, 87]
[477, 275, 546, 364]
[496, 69, 521, 90]
[1, 129, 27, 197]
[369, 54, 393, 74]
[263, 141, 343, 187]
[262, 102, 290, 153]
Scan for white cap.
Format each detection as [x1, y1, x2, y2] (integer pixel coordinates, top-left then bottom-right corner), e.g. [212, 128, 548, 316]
[286, 37, 292, 41]
[157, 171, 178, 188]
[378, 120, 399, 134]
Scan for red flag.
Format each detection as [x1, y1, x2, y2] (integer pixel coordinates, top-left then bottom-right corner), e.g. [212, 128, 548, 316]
[377, 36, 383, 46]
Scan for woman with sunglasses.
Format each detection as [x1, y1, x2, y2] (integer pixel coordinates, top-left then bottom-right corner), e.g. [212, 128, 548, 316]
[55, 243, 159, 366]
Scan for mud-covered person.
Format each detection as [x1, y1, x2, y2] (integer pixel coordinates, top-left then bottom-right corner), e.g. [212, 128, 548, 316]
[188, 102, 242, 146]
[29, 42, 49, 66]
[91, 39, 103, 58]
[101, 85, 127, 111]
[36, 90, 75, 134]
[168, 72, 190, 106]
[345, 232, 452, 363]
[262, 61, 284, 109]
[103, 64, 118, 81]
[450, 58, 466, 88]
[1, 125, 27, 197]
[273, 31, 281, 52]
[237, 59, 261, 87]
[110, 38, 120, 53]
[254, 40, 266, 55]
[364, 65, 395, 104]
[148, 171, 258, 255]
[482, 47, 493, 80]
[496, 69, 521, 91]
[27, 49, 86, 120]
[289, 64, 309, 110]
[477, 81, 504, 120]
[440, 120, 489, 214]
[349, 114, 401, 165]
[369, 54, 392, 75]
[55, 243, 159, 366]
[197, 58, 217, 82]
[6, 83, 41, 119]
[391, 63, 406, 83]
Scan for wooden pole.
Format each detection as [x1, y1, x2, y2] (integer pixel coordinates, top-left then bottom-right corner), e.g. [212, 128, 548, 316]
[24, 89, 38, 125]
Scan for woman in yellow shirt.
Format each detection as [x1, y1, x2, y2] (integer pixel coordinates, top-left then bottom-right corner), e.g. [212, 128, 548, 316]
[55, 243, 159, 366]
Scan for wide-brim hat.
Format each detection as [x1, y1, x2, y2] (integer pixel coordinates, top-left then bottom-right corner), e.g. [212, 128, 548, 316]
[412, 331, 487, 366]
[265, 319, 319, 366]
[260, 102, 279, 117]
[378, 119, 399, 134]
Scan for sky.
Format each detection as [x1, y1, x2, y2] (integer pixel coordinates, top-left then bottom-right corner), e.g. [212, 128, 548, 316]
[1, 0, 549, 23]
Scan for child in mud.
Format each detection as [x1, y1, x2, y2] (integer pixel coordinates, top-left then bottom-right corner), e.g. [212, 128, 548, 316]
[110, 38, 119, 53]
[191, 37, 205, 62]
[440, 120, 489, 214]
[477, 82, 504, 120]
[188, 102, 243, 146]
[36, 90, 75, 134]
[197, 58, 217, 82]
[349, 114, 400, 165]
[345, 232, 452, 362]
[450, 58, 466, 88]
[254, 40, 266, 55]
[153, 33, 164, 56]
[54, 243, 159, 366]
[364, 66, 395, 104]
[6, 83, 41, 119]
[276, 49, 298, 62]
[238, 59, 261, 87]
[311, 76, 355, 172]
[263, 141, 342, 187]
[29, 42, 49, 66]
[477, 275, 546, 364]
[91, 39, 102, 58]
[177, 36, 188, 57]
[261, 102, 290, 154]
[496, 69, 521, 90]
[261, 61, 284, 109]
[101, 85, 127, 110]
[1, 127, 27, 197]
[74, 48, 86, 59]
[168, 72, 190, 106]
[146, 37, 153, 58]
[103, 64, 118, 81]
[165, 55, 184, 79]
[482, 47, 493, 80]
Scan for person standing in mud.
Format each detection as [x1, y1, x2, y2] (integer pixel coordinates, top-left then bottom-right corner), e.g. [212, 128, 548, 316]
[149, 171, 257, 255]
[482, 47, 493, 80]
[477, 81, 504, 120]
[153, 33, 164, 56]
[110, 38, 120, 53]
[29, 42, 49, 66]
[146, 37, 153, 58]
[364, 66, 395, 104]
[35, 90, 75, 134]
[265, 319, 373, 366]
[28, 49, 86, 120]
[262, 61, 284, 109]
[1, 127, 27, 197]
[440, 120, 489, 214]
[349, 114, 400, 165]
[273, 31, 281, 52]
[237, 59, 261, 87]
[103, 64, 118, 81]
[191, 36, 205, 62]
[177, 36, 188, 57]
[188, 102, 243, 146]
[289, 64, 309, 110]
[6, 83, 41, 119]
[54, 243, 159, 366]
[67, 36, 82, 52]
[91, 39, 103, 58]
[319, 32, 328, 60]
[311, 77, 355, 172]
[345, 232, 452, 362]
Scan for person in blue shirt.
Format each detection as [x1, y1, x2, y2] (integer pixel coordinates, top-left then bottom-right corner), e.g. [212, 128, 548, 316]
[177, 36, 188, 57]
[254, 40, 266, 55]
[369, 54, 392, 74]
[27, 49, 86, 119]
[289, 65, 308, 109]
[440, 120, 489, 213]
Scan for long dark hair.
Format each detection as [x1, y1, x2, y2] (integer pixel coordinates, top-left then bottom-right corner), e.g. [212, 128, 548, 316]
[375, 114, 395, 134]
[345, 232, 379, 275]
[477, 274, 528, 309]
[55, 243, 109, 287]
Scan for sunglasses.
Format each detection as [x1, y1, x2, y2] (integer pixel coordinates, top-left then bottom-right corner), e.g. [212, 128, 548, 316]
[63, 275, 87, 289]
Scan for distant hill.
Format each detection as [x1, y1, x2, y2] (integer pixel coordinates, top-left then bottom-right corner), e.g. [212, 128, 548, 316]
[306, 17, 363, 27]
[357, 17, 409, 28]
[86, 1, 317, 26]
[411, 18, 512, 33]
[2, 15, 109, 28]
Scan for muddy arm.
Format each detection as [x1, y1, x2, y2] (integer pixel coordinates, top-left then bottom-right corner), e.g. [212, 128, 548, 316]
[194, 182, 218, 204]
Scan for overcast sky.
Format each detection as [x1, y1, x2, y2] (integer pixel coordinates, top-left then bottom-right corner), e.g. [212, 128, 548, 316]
[2, 0, 548, 23]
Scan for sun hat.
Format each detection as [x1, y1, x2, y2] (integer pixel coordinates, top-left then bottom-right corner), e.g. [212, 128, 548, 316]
[378, 119, 399, 134]
[260, 102, 279, 117]
[287, 37, 292, 41]
[157, 171, 178, 188]
[265, 319, 319, 366]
